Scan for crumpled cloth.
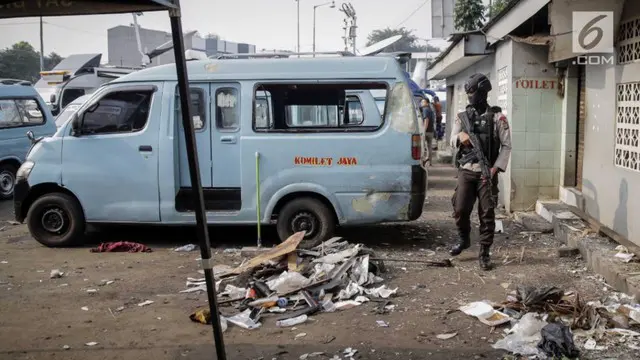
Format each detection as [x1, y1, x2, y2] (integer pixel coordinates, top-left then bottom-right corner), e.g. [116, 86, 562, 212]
[90, 241, 152, 253]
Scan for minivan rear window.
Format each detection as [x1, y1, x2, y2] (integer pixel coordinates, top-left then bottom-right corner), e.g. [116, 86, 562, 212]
[0, 99, 44, 129]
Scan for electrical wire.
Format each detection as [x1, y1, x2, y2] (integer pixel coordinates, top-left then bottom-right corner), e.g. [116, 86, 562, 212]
[395, 0, 429, 28]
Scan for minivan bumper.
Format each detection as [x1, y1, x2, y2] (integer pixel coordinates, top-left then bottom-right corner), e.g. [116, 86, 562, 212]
[13, 179, 29, 223]
[408, 165, 427, 220]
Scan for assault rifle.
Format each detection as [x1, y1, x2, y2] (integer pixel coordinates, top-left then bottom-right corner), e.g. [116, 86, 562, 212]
[457, 108, 495, 208]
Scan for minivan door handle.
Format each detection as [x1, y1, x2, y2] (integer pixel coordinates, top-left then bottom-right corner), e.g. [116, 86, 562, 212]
[139, 145, 153, 152]
[220, 136, 237, 144]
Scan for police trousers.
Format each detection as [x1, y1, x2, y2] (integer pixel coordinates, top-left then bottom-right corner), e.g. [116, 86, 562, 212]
[451, 169, 499, 246]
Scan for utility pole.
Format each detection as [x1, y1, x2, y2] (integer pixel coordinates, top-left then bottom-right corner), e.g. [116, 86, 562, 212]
[339, 2, 356, 53]
[39, 16, 44, 72]
[296, 0, 300, 56]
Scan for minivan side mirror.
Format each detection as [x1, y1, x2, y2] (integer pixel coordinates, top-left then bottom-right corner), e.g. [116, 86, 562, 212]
[26, 130, 36, 143]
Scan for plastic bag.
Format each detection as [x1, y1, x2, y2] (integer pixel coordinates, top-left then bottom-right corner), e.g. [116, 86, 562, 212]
[492, 313, 547, 356]
[517, 286, 564, 307]
[536, 323, 580, 358]
[266, 271, 311, 294]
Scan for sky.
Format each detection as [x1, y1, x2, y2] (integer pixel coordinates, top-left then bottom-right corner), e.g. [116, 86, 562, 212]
[0, 0, 464, 59]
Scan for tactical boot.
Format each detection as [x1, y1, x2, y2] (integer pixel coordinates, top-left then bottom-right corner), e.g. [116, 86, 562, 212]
[479, 245, 492, 271]
[449, 235, 470, 256]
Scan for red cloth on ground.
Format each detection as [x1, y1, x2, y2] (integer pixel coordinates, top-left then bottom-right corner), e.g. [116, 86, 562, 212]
[90, 241, 152, 253]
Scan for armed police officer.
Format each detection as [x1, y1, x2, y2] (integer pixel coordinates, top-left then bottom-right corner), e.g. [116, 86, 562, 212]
[449, 73, 512, 271]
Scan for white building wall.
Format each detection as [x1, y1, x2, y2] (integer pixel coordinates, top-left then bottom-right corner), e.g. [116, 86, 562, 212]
[580, 1, 640, 246]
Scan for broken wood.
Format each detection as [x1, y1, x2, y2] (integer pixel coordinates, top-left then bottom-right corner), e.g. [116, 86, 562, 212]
[519, 246, 525, 263]
[230, 232, 304, 275]
[370, 258, 453, 267]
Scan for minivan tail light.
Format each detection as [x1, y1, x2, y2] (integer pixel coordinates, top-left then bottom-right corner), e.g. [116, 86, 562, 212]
[411, 134, 421, 160]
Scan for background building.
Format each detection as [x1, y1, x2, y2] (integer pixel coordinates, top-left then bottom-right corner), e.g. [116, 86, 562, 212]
[107, 24, 256, 67]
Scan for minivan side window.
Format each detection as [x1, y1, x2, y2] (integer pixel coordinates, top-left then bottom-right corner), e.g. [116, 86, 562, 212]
[80, 90, 153, 135]
[175, 87, 206, 130]
[216, 88, 240, 130]
[0, 99, 44, 129]
[252, 82, 387, 132]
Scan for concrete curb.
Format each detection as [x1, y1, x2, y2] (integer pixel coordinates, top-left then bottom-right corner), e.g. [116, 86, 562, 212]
[536, 200, 640, 300]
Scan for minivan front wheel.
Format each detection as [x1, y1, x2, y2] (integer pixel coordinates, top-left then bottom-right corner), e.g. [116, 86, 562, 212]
[0, 164, 17, 200]
[276, 197, 335, 249]
[27, 193, 85, 247]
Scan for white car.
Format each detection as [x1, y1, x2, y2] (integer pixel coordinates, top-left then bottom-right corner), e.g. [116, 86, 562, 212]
[54, 94, 91, 128]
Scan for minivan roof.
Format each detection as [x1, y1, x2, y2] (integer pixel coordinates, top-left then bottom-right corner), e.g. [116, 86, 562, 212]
[111, 56, 402, 84]
[0, 83, 41, 97]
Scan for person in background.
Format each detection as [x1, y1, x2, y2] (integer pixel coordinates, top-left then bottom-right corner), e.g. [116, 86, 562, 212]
[421, 97, 435, 166]
[433, 96, 444, 140]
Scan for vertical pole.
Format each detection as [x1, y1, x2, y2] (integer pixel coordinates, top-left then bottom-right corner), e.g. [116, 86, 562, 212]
[168, 3, 227, 359]
[313, 6, 316, 57]
[255, 152, 262, 248]
[297, 0, 301, 56]
[352, 17, 356, 54]
[39, 17, 44, 72]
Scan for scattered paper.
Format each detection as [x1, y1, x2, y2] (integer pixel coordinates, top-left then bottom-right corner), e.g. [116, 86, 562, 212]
[138, 300, 154, 307]
[436, 332, 457, 340]
[85, 342, 98, 347]
[50, 269, 64, 279]
[81, 306, 89, 311]
[459, 301, 511, 326]
[376, 320, 389, 327]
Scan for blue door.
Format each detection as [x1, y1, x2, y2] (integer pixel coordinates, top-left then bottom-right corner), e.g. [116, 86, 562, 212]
[61, 84, 161, 222]
[177, 84, 212, 187]
[210, 83, 242, 210]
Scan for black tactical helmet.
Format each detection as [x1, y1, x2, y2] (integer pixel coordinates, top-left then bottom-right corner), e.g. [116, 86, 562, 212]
[464, 73, 492, 94]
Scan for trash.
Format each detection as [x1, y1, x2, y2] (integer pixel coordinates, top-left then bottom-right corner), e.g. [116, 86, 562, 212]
[86, 289, 97, 293]
[354, 296, 370, 303]
[295, 332, 307, 339]
[81, 306, 89, 311]
[174, 244, 197, 252]
[189, 308, 228, 332]
[225, 308, 262, 330]
[85, 342, 98, 346]
[537, 322, 580, 358]
[63, 345, 70, 350]
[614, 245, 635, 263]
[230, 232, 305, 274]
[436, 332, 457, 340]
[90, 241, 152, 253]
[495, 220, 504, 233]
[584, 338, 606, 350]
[50, 269, 64, 279]
[492, 312, 547, 356]
[376, 320, 389, 327]
[99, 280, 115, 286]
[137, 300, 154, 307]
[459, 301, 512, 326]
[516, 286, 564, 308]
[334, 300, 362, 310]
[276, 314, 307, 327]
[364, 285, 397, 299]
[267, 271, 312, 294]
[344, 348, 357, 357]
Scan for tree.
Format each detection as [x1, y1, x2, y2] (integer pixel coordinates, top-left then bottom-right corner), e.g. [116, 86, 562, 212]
[454, 0, 485, 32]
[487, 0, 511, 21]
[365, 27, 440, 53]
[0, 42, 65, 82]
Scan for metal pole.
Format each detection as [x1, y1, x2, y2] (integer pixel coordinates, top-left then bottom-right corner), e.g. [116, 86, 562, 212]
[39, 16, 44, 72]
[352, 16, 356, 54]
[313, 6, 316, 57]
[297, 0, 300, 56]
[168, 2, 227, 359]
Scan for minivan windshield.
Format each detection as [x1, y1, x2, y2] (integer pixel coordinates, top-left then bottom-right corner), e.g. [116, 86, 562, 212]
[55, 103, 82, 127]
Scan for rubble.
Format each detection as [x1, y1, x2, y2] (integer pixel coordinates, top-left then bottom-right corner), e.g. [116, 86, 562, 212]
[183, 232, 411, 332]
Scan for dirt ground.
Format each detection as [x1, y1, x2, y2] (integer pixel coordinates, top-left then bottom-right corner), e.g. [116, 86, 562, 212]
[0, 165, 637, 360]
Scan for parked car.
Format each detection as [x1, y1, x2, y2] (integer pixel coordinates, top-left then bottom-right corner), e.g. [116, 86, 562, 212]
[0, 81, 56, 200]
[15, 56, 427, 248]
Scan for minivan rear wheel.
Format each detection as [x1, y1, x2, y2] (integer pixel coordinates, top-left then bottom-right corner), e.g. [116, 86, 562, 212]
[27, 193, 85, 247]
[276, 197, 335, 249]
[0, 164, 17, 200]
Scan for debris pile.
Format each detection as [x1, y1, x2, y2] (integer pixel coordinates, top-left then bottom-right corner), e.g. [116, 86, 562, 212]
[461, 285, 640, 358]
[186, 232, 398, 330]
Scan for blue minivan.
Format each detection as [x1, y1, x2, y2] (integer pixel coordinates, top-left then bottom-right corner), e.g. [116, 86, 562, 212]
[14, 56, 427, 248]
[0, 81, 57, 200]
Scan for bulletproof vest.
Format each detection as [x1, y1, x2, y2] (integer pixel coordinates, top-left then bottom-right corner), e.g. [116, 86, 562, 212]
[458, 106, 500, 165]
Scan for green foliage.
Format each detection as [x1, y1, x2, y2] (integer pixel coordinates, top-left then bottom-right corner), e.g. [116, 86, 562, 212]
[454, 0, 486, 32]
[487, 0, 512, 20]
[0, 41, 64, 83]
[366, 27, 440, 53]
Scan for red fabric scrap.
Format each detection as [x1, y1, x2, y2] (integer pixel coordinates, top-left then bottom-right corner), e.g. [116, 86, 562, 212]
[90, 241, 152, 253]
